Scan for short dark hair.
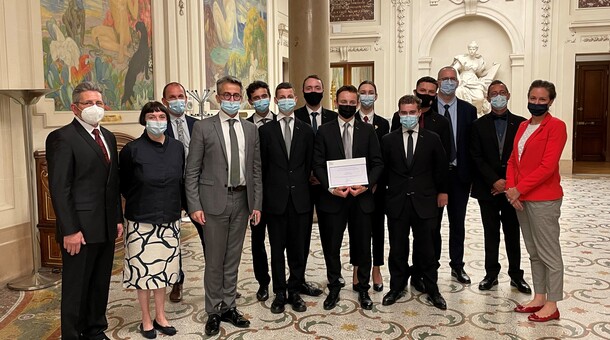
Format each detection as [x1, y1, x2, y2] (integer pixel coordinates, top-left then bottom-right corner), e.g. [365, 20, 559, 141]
[162, 82, 186, 99]
[528, 79, 556, 100]
[358, 80, 377, 94]
[246, 80, 270, 101]
[216, 75, 243, 94]
[138, 101, 170, 125]
[398, 94, 422, 109]
[416, 76, 438, 90]
[487, 80, 509, 96]
[302, 74, 324, 91]
[275, 82, 294, 96]
[336, 85, 358, 100]
[72, 81, 103, 103]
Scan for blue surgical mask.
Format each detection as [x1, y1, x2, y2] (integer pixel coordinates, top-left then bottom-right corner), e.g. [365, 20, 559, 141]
[277, 98, 296, 113]
[400, 115, 418, 130]
[490, 95, 508, 110]
[252, 98, 270, 113]
[167, 99, 185, 115]
[221, 100, 241, 116]
[146, 120, 167, 137]
[439, 79, 458, 95]
[359, 94, 375, 108]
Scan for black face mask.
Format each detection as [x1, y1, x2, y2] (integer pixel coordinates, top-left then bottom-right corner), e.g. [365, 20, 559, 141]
[415, 93, 436, 108]
[527, 103, 548, 116]
[304, 91, 323, 106]
[338, 104, 357, 119]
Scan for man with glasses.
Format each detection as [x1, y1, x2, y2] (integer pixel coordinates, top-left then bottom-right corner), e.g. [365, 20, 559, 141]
[46, 81, 123, 340]
[185, 76, 262, 336]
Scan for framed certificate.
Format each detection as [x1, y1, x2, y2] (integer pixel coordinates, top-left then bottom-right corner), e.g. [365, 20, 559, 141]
[327, 157, 369, 188]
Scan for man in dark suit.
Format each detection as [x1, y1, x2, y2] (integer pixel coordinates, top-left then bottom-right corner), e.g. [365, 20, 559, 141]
[353, 80, 389, 292]
[259, 82, 315, 314]
[162, 81, 202, 302]
[46, 81, 123, 340]
[435, 66, 478, 284]
[185, 76, 262, 336]
[470, 80, 531, 294]
[245, 80, 276, 302]
[294, 74, 339, 296]
[313, 85, 384, 311]
[381, 95, 448, 310]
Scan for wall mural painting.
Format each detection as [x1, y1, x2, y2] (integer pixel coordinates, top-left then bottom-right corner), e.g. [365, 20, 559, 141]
[578, 0, 610, 7]
[204, 0, 268, 109]
[41, 0, 153, 111]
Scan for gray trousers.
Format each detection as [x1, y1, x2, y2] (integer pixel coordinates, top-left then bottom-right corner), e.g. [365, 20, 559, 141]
[516, 199, 564, 301]
[203, 190, 249, 314]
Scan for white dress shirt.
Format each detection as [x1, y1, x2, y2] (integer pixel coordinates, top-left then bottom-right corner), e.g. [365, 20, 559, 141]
[278, 113, 295, 139]
[219, 111, 246, 186]
[75, 116, 110, 157]
[253, 111, 274, 127]
[402, 124, 419, 158]
[306, 105, 323, 127]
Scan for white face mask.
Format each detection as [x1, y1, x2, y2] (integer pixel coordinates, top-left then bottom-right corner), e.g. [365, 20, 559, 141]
[80, 105, 105, 125]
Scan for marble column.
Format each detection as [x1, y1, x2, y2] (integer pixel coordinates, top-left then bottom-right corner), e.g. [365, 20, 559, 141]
[288, 0, 331, 108]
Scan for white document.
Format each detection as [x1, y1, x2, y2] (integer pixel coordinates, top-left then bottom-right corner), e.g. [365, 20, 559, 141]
[327, 157, 369, 188]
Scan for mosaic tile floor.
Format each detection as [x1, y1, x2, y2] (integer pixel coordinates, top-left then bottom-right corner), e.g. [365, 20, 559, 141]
[0, 175, 609, 339]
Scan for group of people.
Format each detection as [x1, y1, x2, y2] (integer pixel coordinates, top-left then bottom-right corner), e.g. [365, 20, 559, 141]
[46, 67, 567, 339]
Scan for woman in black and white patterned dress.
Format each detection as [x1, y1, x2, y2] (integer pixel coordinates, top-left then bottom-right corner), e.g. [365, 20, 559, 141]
[119, 101, 184, 338]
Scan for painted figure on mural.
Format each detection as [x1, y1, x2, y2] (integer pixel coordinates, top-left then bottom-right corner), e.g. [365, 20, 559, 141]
[91, 0, 139, 63]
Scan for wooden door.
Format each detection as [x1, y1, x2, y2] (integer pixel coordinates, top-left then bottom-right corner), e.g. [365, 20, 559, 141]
[573, 62, 609, 161]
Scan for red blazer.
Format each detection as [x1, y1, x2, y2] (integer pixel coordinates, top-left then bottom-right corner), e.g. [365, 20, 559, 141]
[506, 113, 567, 201]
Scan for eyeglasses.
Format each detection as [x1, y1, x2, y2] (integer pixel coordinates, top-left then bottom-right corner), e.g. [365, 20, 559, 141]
[76, 101, 105, 107]
[220, 92, 242, 101]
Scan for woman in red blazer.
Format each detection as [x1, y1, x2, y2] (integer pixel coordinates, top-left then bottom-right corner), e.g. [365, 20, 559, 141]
[505, 80, 567, 322]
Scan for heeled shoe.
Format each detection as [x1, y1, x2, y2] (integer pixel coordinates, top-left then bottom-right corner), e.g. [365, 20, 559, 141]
[514, 304, 544, 313]
[528, 309, 560, 322]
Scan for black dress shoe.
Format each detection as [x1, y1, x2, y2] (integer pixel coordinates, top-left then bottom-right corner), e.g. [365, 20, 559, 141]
[204, 314, 221, 336]
[153, 319, 177, 336]
[169, 283, 182, 302]
[140, 324, 156, 339]
[270, 293, 286, 314]
[256, 285, 269, 301]
[478, 277, 498, 291]
[451, 268, 472, 284]
[300, 282, 323, 296]
[358, 291, 373, 310]
[288, 293, 307, 312]
[352, 283, 358, 291]
[236, 291, 242, 299]
[410, 277, 426, 293]
[220, 308, 250, 328]
[338, 277, 346, 287]
[373, 283, 383, 292]
[510, 278, 532, 294]
[427, 292, 447, 310]
[382, 289, 404, 306]
[323, 289, 340, 310]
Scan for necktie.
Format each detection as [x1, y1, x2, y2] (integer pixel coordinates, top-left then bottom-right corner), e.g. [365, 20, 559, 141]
[444, 104, 457, 162]
[283, 117, 292, 159]
[92, 129, 110, 164]
[406, 130, 414, 167]
[175, 117, 188, 156]
[342, 122, 352, 159]
[260, 118, 269, 126]
[363, 116, 369, 124]
[228, 119, 240, 187]
[311, 112, 319, 133]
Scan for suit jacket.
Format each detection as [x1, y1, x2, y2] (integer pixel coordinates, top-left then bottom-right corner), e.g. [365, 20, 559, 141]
[391, 107, 452, 158]
[382, 128, 448, 219]
[166, 114, 198, 137]
[46, 119, 122, 243]
[185, 114, 263, 215]
[356, 111, 390, 143]
[246, 111, 277, 125]
[259, 117, 314, 214]
[313, 119, 384, 214]
[294, 106, 338, 127]
[470, 110, 526, 200]
[449, 98, 478, 183]
[506, 113, 567, 201]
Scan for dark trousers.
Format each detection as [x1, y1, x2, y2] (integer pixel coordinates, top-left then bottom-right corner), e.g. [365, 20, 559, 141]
[61, 240, 115, 340]
[304, 184, 322, 281]
[251, 216, 271, 287]
[478, 196, 524, 279]
[350, 187, 386, 267]
[318, 197, 372, 291]
[387, 198, 439, 295]
[267, 196, 308, 294]
[178, 217, 205, 284]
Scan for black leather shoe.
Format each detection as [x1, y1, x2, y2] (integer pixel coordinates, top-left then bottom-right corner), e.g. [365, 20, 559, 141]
[410, 277, 426, 293]
[270, 293, 286, 314]
[323, 289, 340, 310]
[236, 291, 242, 299]
[451, 268, 472, 284]
[427, 292, 447, 310]
[153, 319, 177, 336]
[373, 283, 383, 292]
[169, 283, 182, 302]
[352, 284, 358, 291]
[204, 314, 220, 336]
[510, 278, 532, 294]
[256, 285, 269, 301]
[288, 293, 307, 312]
[300, 282, 323, 297]
[382, 289, 404, 306]
[338, 277, 346, 287]
[358, 291, 373, 310]
[220, 308, 250, 328]
[478, 277, 498, 291]
[140, 323, 156, 339]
